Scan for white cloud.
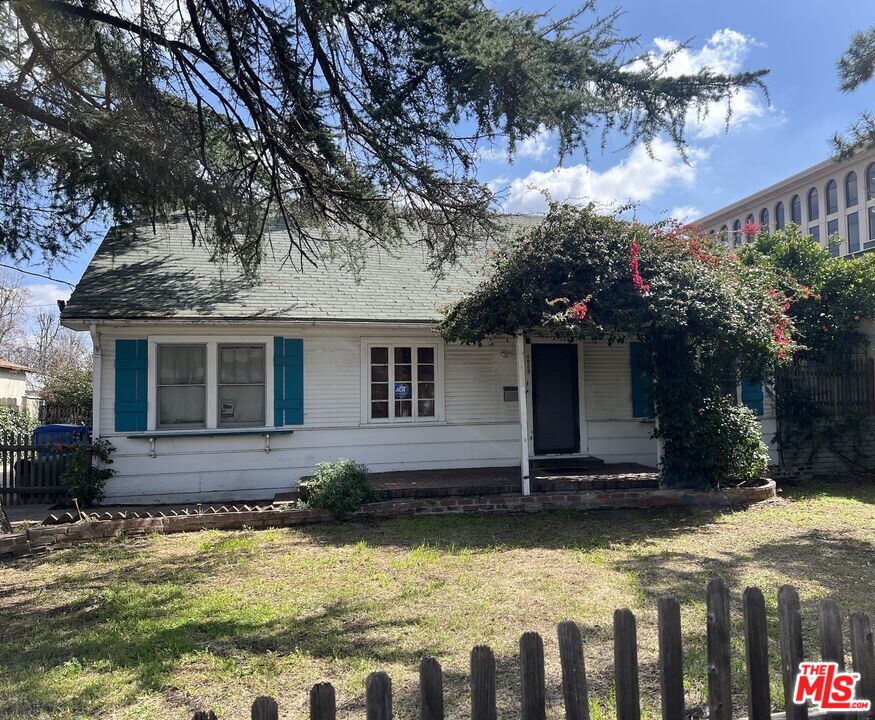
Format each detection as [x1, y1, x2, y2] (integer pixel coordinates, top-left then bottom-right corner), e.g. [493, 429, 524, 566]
[480, 125, 556, 162]
[500, 138, 706, 213]
[629, 29, 773, 139]
[24, 282, 71, 311]
[667, 206, 701, 223]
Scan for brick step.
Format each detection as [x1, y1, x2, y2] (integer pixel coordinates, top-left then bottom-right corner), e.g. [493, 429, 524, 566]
[529, 456, 605, 474]
[532, 474, 659, 492]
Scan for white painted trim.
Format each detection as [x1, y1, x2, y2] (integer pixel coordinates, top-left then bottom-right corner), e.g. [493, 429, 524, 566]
[359, 337, 445, 425]
[515, 332, 530, 495]
[89, 323, 101, 439]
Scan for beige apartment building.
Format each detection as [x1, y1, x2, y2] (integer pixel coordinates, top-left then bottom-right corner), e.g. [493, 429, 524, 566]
[697, 147, 875, 256]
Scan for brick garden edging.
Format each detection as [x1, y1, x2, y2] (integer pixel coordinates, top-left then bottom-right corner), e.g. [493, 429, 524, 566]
[0, 480, 776, 559]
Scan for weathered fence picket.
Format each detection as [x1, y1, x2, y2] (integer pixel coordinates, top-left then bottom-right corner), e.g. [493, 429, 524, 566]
[706, 576, 733, 720]
[419, 657, 443, 720]
[557, 620, 589, 720]
[190, 581, 875, 720]
[470, 645, 496, 720]
[658, 595, 684, 720]
[0, 429, 81, 505]
[743, 586, 772, 720]
[778, 585, 807, 720]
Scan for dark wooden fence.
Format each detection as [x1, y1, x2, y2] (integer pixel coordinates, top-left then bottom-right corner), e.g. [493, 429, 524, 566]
[0, 430, 75, 505]
[37, 402, 92, 426]
[776, 352, 875, 418]
[191, 579, 875, 720]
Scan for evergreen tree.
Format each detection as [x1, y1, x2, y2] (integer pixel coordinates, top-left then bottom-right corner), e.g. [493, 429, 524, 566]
[833, 25, 875, 157]
[1, 0, 766, 270]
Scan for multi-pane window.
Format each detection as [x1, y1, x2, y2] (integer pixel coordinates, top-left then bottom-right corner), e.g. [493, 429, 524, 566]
[775, 202, 785, 230]
[808, 188, 819, 220]
[368, 345, 437, 422]
[732, 219, 741, 246]
[790, 195, 802, 225]
[760, 207, 770, 230]
[867, 207, 875, 250]
[845, 172, 858, 207]
[157, 344, 206, 428]
[867, 163, 875, 200]
[218, 345, 265, 427]
[828, 218, 840, 257]
[847, 212, 860, 254]
[810, 225, 820, 243]
[826, 180, 838, 215]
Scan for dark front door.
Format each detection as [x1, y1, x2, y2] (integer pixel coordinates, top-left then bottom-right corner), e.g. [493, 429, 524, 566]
[532, 343, 580, 455]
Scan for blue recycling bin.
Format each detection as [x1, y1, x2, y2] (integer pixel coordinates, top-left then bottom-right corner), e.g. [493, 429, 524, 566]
[33, 424, 91, 455]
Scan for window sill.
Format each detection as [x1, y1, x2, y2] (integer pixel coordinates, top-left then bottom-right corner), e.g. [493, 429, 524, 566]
[126, 427, 296, 439]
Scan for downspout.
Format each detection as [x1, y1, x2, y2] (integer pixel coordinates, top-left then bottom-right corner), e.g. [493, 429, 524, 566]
[89, 323, 101, 439]
[515, 332, 531, 495]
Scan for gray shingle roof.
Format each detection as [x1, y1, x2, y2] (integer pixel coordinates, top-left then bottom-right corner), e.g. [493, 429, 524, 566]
[62, 216, 544, 323]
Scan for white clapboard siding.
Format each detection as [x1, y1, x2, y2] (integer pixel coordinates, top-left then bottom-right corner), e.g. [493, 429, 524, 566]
[444, 341, 519, 424]
[581, 341, 658, 466]
[95, 324, 527, 502]
[103, 423, 521, 503]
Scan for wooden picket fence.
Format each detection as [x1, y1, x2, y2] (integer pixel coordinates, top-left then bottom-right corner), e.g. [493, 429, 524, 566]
[190, 579, 875, 720]
[0, 430, 76, 505]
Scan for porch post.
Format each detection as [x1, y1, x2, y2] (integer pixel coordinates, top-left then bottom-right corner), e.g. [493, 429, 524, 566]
[515, 331, 531, 495]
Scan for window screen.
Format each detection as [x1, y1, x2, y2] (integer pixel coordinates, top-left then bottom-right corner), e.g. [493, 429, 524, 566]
[157, 344, 206, 428]
[218, 345, 265, 427]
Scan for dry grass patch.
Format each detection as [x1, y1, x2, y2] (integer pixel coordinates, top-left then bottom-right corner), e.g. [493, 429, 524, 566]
[1, 482, 873, 720]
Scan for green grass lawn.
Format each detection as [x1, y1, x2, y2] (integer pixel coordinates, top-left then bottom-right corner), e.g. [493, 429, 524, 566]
[1, 483, 874, 720]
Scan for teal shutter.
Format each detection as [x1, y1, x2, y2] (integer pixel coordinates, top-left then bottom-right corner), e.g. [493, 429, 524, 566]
[630, 342, 654, 418]
[741, 380, 764, 416]
[115, 339, 148, 432]
[274, 337, 303, 425]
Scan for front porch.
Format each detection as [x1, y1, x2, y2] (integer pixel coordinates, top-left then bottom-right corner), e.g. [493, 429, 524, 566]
[358, 461, 658, 500]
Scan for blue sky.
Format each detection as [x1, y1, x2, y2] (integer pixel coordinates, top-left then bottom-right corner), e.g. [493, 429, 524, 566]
[14, 0, 873, 312]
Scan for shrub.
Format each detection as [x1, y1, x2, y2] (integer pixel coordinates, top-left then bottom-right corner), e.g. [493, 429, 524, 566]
[659, 395, 769, 488]
[0, 407, 36, 435]
[59, 438, 116, 507]
[300, 459, 377, 514]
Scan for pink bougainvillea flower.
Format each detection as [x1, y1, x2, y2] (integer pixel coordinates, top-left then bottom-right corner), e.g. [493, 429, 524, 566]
[568, 301, 588, 320]
[629, 240, 651, 294]
[742, 221, 761, 238]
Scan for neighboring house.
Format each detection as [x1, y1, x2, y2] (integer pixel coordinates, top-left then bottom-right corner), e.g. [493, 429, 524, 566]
[0, 359, 39, 416]
[698, 147, 875, 257]
[61, 217, 672, 504]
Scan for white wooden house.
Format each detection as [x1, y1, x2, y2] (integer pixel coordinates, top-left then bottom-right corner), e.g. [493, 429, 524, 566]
[62, 218, 772, 504]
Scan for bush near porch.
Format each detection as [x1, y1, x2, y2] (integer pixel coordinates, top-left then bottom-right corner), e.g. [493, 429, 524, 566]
[1, 483, 873, 720]
[441, 204, 798, 489]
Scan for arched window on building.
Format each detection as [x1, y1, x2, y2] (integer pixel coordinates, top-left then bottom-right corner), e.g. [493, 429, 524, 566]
[775, 201, 785, 230]
[760, 207, 770, 231]
[845, 171, 858, 207]
[808, 188, 819, 220]
[826, 179, 838, 215]
[790, 194, 802, 225]
[719, 225, 728, 245]
[732, 219, 741, 246]
[867, 163, 875, 200]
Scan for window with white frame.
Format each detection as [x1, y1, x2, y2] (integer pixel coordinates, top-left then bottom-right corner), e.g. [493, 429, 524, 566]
[367, 344, 437, 422]
[218, 344, 265, 427]
[157, 344, 206, 428]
